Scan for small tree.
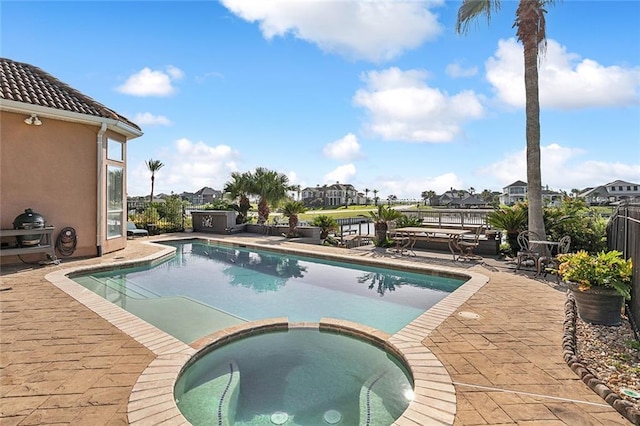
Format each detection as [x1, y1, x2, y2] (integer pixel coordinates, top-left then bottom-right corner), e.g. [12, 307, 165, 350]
[369, 205, 403, 246]
[145, 159, 164, 203]
[311, 215, 338, 240]
[223, 171, 252, 224]
[487, 204, 528, 255]
[280, 200, 306, 237]
[250, 167, 292, 224]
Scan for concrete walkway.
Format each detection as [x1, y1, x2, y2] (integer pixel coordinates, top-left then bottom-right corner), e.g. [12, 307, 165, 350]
[0, 234, 630, 425]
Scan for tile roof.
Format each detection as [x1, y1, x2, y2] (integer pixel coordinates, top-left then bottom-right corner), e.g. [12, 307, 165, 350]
[0, 57, 140, 131]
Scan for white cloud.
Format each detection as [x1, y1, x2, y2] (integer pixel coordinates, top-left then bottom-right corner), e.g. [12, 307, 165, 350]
[116, 66, 184, 97]
[220, 0, 443, 62]
[129, 138, 240, 196]
[477, 143, 640, 191]
[323, 133, 362, 161]
[324, 164, 357, 184]
[445, 63, 478, 78]
[487, 38, 640, 109]
[133, 112, 172, 126]
[353, 67, 484, 142]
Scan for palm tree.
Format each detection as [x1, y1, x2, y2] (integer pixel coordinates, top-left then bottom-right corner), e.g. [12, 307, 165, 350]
[311, 215, 338, 240]
[421, 190, 436, 206]
[145, 159, 164, 203]
[250, 167, 292, 224]
[368, 205, 403, 245]
[457, 0, 553, 242]
[223, 171, 252, 224]
[364, 188, 370, 206]
[487, 204, 528, 255]
[280, 200, 306, 237]
[373, 189, 379, 206]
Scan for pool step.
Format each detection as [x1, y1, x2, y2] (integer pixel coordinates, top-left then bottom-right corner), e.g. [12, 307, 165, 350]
[175, 360, 240, 426]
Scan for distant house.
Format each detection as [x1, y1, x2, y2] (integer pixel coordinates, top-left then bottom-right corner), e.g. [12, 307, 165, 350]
[579, 180, 640, 205]
[499, 180, 563, 206]
[450, 195, 490, 208]
[500, 180, 528, 205]
[0, 57, 143, 262]
[179, 187, 222, 205]
[195, 187, 222, 204]
[301, 182, 358, 207]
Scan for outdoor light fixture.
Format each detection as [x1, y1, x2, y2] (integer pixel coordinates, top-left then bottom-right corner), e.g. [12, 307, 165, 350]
[24, 113, 42, 126]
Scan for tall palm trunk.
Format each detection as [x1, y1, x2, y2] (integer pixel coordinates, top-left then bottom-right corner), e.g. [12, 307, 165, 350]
[375, 221, 388, 244]
[520, 1, 547, 240]
[150, 176, 155, 203]
[288, 215, 299, 237]
[258, 198, 270, 224]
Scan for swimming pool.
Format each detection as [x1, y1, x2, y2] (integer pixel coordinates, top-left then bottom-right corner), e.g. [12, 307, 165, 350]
[72, 240, 465, 343]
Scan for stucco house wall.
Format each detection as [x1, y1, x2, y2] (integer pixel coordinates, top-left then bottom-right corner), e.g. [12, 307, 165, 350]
[0, 57, 142, 265]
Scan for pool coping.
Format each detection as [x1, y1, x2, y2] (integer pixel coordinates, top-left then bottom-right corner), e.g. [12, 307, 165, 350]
[44, 236, 489, 426]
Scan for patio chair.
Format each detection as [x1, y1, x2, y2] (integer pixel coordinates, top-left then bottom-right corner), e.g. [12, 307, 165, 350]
[538, 235, 571, 282]
[457, 226, 483, 261]
[515, 230, 541, 271]
[127, 221, 149, 238]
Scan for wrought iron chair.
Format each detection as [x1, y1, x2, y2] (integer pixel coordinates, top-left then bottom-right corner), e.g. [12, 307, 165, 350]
[457, 226, 483, 261]
[538, 235, 571, 282]
[515, 230, 541, 270]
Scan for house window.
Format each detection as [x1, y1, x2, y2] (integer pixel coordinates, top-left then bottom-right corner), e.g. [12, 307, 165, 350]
[107, 139, 123, 162]
[611, 187, 616, 191]
[635, 186, 638, 191]
[627, 186, 631, 191]
[619, 186, 623, 191]
[107, 165, 124, 238]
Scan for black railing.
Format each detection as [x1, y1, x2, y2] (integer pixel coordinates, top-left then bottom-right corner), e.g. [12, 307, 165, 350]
[607, 203, 640, 330]
[127, 200, 186, 234]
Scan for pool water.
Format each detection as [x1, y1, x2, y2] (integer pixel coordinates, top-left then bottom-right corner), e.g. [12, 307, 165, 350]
[72, 240, 464, 342]
[174, 328, 413, 426]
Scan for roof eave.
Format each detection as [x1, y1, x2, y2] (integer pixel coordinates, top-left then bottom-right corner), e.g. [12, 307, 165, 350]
[0, 99, 143, 139]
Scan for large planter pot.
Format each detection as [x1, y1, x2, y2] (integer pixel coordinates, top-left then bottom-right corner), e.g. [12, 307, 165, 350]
[568, 282, 625, 326]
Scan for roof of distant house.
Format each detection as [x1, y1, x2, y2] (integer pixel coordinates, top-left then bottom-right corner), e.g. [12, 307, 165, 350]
[505, 180, 527, 188]
[0, 57, 140, 131]
[605, 179, 640, 186]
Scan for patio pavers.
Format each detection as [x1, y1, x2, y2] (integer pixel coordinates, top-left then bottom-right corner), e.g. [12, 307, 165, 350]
[0, 234, 631, 425]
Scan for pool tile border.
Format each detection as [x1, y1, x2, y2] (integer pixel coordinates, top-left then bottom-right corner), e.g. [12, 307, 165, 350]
[44, 237, 489, 425]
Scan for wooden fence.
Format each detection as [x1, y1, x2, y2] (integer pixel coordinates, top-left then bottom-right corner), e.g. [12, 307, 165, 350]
[606, 203, 640, 331]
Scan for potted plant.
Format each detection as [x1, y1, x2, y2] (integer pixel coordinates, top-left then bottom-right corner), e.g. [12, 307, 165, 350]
[557, 250, 632, 326]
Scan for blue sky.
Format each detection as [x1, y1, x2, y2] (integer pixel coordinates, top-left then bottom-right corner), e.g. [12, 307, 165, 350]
[2, 1, 639, 199]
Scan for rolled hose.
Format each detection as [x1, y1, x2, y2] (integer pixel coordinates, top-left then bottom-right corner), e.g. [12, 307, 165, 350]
[56, 227, 77, 257]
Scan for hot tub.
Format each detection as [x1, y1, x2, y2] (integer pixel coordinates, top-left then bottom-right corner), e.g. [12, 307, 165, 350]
[174, 326, 413, 425]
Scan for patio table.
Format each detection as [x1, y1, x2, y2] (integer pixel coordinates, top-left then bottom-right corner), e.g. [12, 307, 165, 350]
[394, 227, 471, 260]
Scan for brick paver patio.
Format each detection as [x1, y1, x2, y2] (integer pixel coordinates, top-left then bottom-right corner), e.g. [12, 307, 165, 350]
[0, 233, 630, 425]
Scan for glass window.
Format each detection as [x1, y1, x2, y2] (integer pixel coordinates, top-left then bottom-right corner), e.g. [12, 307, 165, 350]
[627, 186, 631, 191]
[107, 139, 123, 162]
[619, 186, 623, 191]
[107, 165, 124, 238]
